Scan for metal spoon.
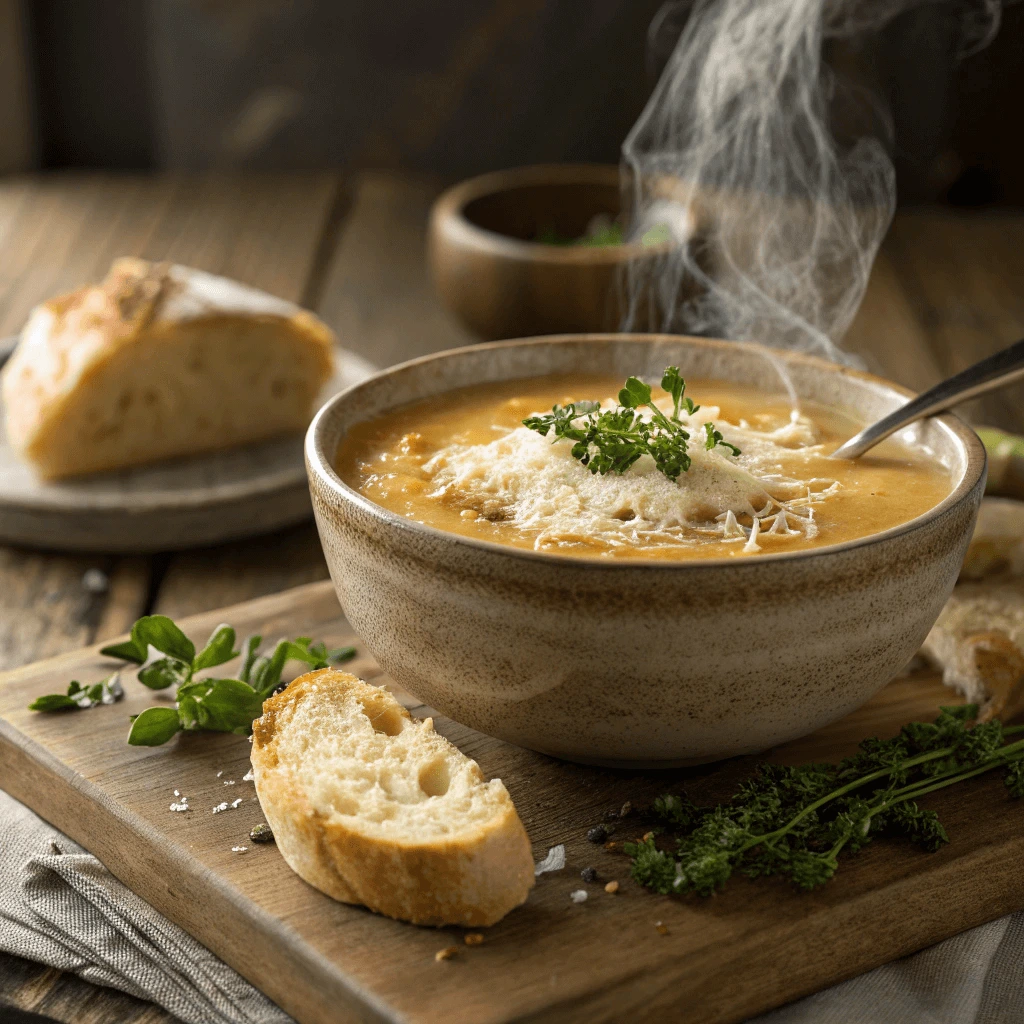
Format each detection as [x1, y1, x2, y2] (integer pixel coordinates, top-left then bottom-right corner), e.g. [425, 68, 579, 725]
[832, 336, 1024, 460]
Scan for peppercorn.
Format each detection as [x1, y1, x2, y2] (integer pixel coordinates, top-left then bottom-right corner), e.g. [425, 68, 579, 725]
[580, 867, 598, 883]
[249, 823, 275, 844]
[587, 825, 609, 843]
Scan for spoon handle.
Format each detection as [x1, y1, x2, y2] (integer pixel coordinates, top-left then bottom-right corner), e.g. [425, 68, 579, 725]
[832, 336, 1024, 460]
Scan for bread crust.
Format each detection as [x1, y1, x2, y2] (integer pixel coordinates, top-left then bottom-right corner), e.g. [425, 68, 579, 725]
[2, 258, 335, 478]
[252, 670, 535, 927]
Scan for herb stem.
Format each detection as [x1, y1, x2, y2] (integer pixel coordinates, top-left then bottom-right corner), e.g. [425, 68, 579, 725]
[873, 740, 1024, 810]
[737, 744, 966, 854]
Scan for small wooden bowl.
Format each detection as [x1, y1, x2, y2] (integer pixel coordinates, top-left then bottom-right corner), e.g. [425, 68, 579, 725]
[428, 165, 667, 340]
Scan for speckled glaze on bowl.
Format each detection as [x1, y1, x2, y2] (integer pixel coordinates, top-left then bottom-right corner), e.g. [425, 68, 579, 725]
[306, 335, 986, 768]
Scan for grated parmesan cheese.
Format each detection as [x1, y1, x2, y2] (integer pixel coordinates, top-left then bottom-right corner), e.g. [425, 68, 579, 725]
[422, 401, 840, 555]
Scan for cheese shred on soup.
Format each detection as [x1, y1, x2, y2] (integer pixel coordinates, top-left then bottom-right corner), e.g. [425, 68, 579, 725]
[336, 375, 952, 561]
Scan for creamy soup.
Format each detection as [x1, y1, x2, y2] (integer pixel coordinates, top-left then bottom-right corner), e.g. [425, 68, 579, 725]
[336, 375, 953, 561]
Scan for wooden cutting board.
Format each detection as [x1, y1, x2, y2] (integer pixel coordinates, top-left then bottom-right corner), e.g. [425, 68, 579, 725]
[1, 581, 1022, 1024]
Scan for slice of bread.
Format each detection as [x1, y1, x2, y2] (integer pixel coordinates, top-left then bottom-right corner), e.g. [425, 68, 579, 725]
[251, 669, 535, 927]
[2, 257, 335, 478]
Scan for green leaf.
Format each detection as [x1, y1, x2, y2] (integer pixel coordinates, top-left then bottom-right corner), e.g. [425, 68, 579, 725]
[661, 366, 685, 419]
[618, 376, 652, 409]
[177, 678, 264, 734]
[192, 624, 239, 672]
[1005, 760, 1024, 798]
[99, 638, 147, 664]
[329, 646, 357, 664]
[238, 635, 262, 683]
[28, 693, 80, 712]
[251, 638, 331, 696]
[195, 678, 266, 733]
[131, 615, 196, 664]
[640, 222, 670, 246]
[138, 657, 190, 691]
[127, 707, 182, 746]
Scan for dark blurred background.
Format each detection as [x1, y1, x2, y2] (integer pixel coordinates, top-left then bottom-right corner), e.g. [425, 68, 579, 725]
[0, 0, 1021, 204]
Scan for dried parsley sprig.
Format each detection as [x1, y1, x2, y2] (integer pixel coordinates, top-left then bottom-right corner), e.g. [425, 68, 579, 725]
[625, 705, 1024, 896]
[522, 366, 740, 482]
[29, 614, 356, 747]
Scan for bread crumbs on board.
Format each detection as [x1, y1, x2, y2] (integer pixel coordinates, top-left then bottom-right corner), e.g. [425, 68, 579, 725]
[435, 946, 459, 962]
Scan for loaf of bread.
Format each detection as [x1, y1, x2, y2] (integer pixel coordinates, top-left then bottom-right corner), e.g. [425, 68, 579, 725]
[1, 257, 335, 478]
[251, 669, 535, 927]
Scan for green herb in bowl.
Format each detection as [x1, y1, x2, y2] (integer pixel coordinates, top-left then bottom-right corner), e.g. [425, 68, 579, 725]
[534, 217, 668, 248]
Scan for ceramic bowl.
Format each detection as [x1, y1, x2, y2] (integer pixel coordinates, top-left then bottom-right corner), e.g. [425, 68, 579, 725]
[306, 335, 985, 767]
[428, 165, 679, 340]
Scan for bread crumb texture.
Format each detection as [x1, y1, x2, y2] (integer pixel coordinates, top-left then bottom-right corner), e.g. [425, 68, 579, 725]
[251, 669, 535, 927]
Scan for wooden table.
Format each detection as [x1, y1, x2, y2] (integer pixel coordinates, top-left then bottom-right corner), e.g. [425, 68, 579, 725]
[0, 170, 1022, 1024]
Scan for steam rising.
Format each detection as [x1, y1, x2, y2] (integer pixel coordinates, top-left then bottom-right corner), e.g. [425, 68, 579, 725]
[621, 0, 1002, 361]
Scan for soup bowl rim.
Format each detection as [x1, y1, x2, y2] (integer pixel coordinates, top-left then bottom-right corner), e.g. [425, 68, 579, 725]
[306, 333, 986, 571]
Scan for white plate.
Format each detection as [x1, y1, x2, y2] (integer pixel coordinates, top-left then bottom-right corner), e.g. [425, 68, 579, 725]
[0, 342, 377, 552]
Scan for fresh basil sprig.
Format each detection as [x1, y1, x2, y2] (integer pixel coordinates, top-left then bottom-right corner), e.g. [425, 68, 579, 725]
[29, 614, 356, 748]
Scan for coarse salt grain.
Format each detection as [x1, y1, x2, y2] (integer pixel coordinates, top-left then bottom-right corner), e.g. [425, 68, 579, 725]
[534, 844, 566, 876]
[212, 802, 229, 814]
[216, 771, 224, 777]
[570, 890, 588, 904]
[223, 780, 235, 785]
[169, 802, 190, 813]
[242, 770, 254, 782]
[231, 846, 248, 854]
[231, 798, 242, 808]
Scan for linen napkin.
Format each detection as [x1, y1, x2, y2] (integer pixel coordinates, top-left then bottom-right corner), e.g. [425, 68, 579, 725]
[0, 788, 292, 1024]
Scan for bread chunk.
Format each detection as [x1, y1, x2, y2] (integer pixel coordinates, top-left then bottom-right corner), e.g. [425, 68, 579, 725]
[251, 669, 535, 927]
[1, 258, 335, 478]
[922, 498, 1024, 722]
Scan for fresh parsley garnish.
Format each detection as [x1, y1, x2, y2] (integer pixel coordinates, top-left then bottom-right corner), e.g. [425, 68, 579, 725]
[29, 614, 356, 747]
[522, 367, 739, 482]
[625, 704, 1024, 896]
